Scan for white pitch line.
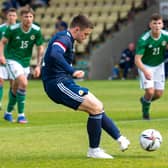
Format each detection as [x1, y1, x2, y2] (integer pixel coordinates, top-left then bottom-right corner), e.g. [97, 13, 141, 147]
[117, 117, 168, 124]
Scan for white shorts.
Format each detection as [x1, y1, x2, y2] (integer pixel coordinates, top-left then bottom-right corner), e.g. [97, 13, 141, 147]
[138, 63, 165, 90]
[0, 65, 9, 79]
[6, 59, 30, 80]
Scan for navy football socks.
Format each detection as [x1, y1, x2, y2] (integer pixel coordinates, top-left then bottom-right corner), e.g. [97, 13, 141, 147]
[102, 112, 121, 140]
[87, 112, 121, 148]
[87, 113, 102, 148]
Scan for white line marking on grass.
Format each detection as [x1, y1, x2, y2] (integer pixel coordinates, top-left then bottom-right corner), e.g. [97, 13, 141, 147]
[117, 117, 168, 124]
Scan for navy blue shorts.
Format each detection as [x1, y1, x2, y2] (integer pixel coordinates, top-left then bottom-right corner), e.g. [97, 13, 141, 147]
[43, 79, 89, 110]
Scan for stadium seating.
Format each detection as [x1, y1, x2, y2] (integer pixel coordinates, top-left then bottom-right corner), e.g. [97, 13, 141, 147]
[34, 0, 143, 47]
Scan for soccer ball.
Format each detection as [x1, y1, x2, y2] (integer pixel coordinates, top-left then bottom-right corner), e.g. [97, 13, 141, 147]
[139, 129, 162, 151]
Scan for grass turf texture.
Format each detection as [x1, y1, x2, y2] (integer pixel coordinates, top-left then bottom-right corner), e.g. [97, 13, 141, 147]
[0, 80, 168, 168]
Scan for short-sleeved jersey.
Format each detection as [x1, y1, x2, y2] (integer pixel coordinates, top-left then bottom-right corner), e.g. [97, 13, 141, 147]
[136, 30, 168, 66]
[0, 23, 9, 57]
[0, 23, 7, 39]
[42, 30, 75, 82]
[4, 23, 44, 67]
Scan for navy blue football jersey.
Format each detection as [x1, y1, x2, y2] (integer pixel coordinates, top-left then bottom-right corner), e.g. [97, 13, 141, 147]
[42, 30, 75, 82]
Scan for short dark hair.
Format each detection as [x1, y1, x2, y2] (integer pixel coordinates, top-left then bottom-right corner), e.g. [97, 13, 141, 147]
[7, 8, 17, 13]
[150, 13, 162, 21]
[20, 5, 35, 16]
[70, 14, 94, 30]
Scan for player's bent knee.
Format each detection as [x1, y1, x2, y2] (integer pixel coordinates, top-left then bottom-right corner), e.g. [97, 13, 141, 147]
[89, 102, 103, 115]
[79, 95, 104, 115]
[146, 91, 155, 97]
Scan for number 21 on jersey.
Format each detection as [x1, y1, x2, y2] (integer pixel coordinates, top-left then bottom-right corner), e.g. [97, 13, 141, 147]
[152, 47, 160, 55]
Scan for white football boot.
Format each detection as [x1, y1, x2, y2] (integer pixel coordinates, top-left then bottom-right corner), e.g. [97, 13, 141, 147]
[87, 147, 113, 159]
[117, 136, 130, 151]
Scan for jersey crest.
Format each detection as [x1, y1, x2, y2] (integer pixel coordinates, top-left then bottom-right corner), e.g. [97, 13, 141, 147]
[162, 41, 166, 46]
[30, 35, 35, 40]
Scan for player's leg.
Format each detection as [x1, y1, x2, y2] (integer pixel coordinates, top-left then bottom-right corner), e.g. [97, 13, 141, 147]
[152, 63, 165, 102]
[78, 93, 113, 158]
[140, 63, 165, 119]
[15, 75, 28, 124]
[140, 88, 164, 119]
[79, 92, 130, 158]
[140, 88, 154, 120]
[101, 112, 130, 151]
[4, 88, 17, 122]
[79, 92, 121, 141]
[138, 67, 155, 120]
[1, 65, 17, 122]
[5, 80, 17, 110]
[4, 60, 29, 123]
[152, 90, 163, 101]
[4, 79, 17, 122]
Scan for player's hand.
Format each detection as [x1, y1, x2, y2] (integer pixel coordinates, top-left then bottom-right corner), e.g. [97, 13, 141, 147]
[33, 66, 41, 78]
[72, 70, 85, 79]
[144, 69, 152, 80]
[0, 55, 6, 64]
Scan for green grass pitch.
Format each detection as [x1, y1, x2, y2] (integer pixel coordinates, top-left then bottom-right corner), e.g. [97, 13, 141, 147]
[0, 80, 168, 168]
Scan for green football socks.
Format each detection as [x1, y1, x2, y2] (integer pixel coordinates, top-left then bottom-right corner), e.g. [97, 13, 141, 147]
[7, 89, 26, 115]
[140, 97, 151, 119]
[7, 89, 16, 113]
[16, 89, 26, 114]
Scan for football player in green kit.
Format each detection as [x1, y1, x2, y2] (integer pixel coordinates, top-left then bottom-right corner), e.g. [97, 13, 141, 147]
[0, 8, 17, 110]
[135, 13, 168, 120]
[0, 6, 44, 123]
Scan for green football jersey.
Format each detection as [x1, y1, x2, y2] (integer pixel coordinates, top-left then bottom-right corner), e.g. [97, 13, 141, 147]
[4, 23, 44, 67]
[0, 23, 9, 57]
[136, 30, 168, 66]
[0, 23, 7, 40]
